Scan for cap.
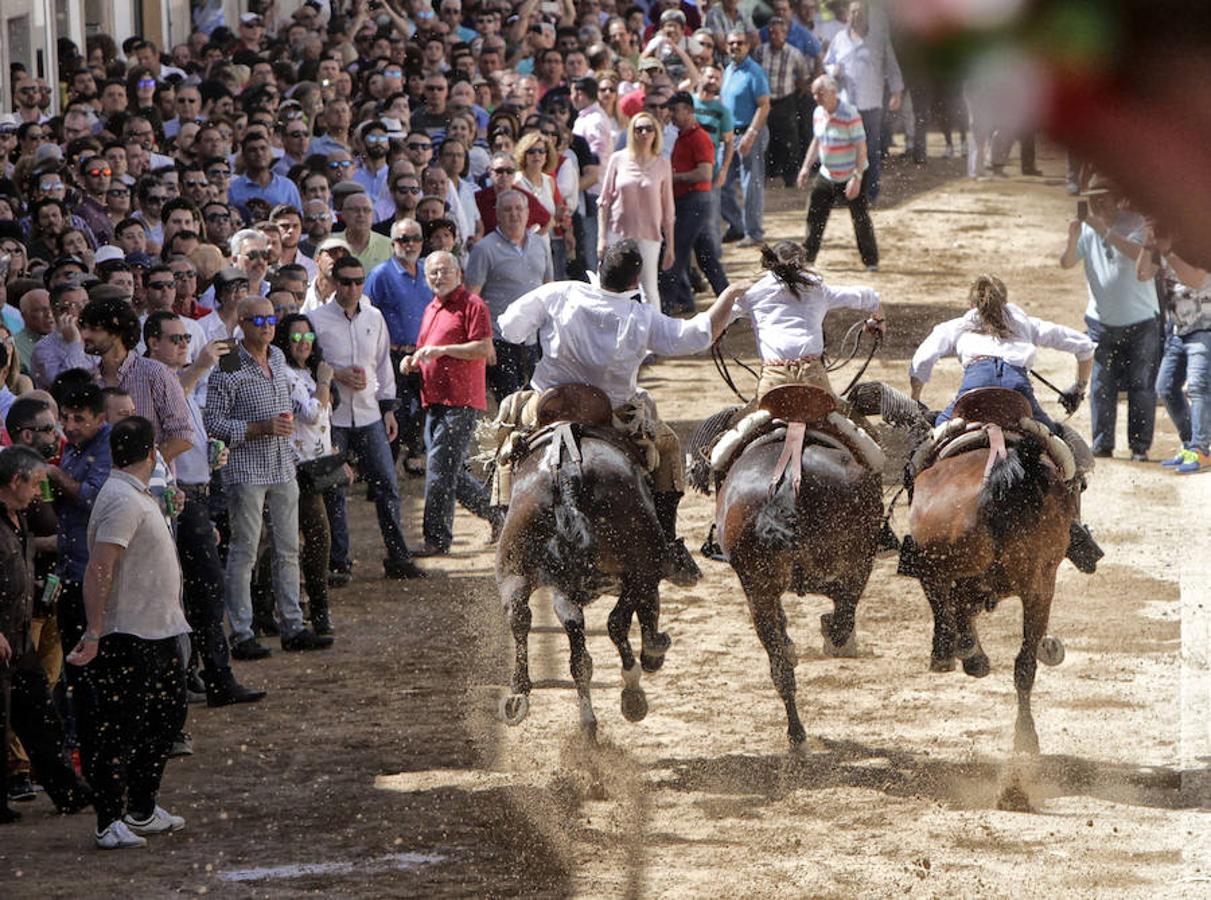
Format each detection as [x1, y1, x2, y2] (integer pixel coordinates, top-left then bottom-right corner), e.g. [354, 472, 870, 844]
[660, 9, 687, 24]
[93, 245, 125, 265]
[638, 57, 665, 72]
[1081, 173, 1114, 197]
[214, 266, 251, 289]
[48, 255, 88, 275]
[316, 237, 353, 255]
[125, 252, 154, 270]
[665, 91, 695, 109]
[88, 283, 130, 303]
[239, 13, 264, 25]
[0, 114, 18, 134]
[331, 180, 367, 200]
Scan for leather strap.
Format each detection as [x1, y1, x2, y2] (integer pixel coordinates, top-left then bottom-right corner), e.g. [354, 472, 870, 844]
[770, 420, 806, 498]
[984, 423, 1008, 479]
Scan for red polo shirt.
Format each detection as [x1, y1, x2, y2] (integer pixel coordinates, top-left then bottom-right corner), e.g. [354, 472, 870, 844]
[475, 185, 552, 234]
[671, 121, 714, 199]
[416, 285, 492, 411]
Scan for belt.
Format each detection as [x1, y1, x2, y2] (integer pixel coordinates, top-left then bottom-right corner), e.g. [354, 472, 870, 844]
[967, 356, 1026, 371]
[179, 483, 210, 500]
[391, 344, 417, 354]
[764, 355, 822, 367]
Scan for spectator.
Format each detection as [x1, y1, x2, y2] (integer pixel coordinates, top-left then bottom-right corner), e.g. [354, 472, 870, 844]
[199, 268, 250, 342]
[720, 30, 771, 245]
[374, 172, 424, 238]
[400, 255, 499, 556]
[364, 218, 434, 470]
[0, 445, 92, 826]
[753, 16, 812, 188]
[466, 190, 554, 402]
[14, 289, 52, 375]
[597, 112, 675, 306]
[660, 92, 729, 315]
[1060, 178, 1161, 461]
[228, 133, 303, 225]
[797, 74, 878, 270]
[65, 416, 190, 850]
[302, 238, 351, 313]
[273, 313, 338, 632]
[474, 152, 552, 235]
[340, 193, 394, 272]
[204, 296, 334, 658]
[31, 284, 91, 390]
[269, 205, 317, 279]
[311, 256, 425, 582]
[230, 229, 272, 297]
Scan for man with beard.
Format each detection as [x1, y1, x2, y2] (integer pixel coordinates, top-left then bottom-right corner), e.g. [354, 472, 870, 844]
[373, 172, 423, 237]
[77, 156, 115, 247]
[353, 121, 395, 223]
[300, 201, 334, 259]
[230, 230, 272, 297]
[13, 77, 48, 125]
[269, 206, 317, 279]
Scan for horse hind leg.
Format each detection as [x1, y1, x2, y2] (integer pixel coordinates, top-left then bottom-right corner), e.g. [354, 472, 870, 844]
[1013, 582, 1053, 755]
[607, 584, 648, 723]
[820, 579, 865, 659]
[922, 576, 957, 672]
[745, 576, 806, 746]
[952, 580, 991, 679]
[499, 575, 533, 726]
[553, 588, 597, 742]
[633, 576, 672, 673]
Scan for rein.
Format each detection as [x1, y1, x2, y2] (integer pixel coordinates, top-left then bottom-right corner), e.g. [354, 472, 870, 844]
[711, 326, 760, 404]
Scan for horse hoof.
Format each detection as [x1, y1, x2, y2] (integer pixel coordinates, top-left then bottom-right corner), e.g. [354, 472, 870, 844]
[640, 650, 666, 673]
[929, 657, 956, 673]
[1013, 733, 1041, 756]
[788, 727, 807, 748]
[954, 636, 979, 661]
[620, 687, 648, 722]
[996, 782, 1034, 813]
[1037, 636, 1065, 666]
[822, 632, 858, 659]
[962, 653, 991, 679]
[581, 720, 598, 745]
[499, 693, 530, 726]
[819, 612, 833, 637]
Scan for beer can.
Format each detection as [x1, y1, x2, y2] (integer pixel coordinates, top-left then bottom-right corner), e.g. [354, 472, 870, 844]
[41, 573, 61, 607]
[39, 477, 53, 502]
[208, 438, 225, 468]
[164, 486, 179, 518]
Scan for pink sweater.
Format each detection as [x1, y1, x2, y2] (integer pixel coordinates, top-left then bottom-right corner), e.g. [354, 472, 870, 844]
[598, 151, 675, 243]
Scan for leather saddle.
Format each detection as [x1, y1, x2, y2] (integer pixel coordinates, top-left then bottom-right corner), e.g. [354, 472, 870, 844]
[760, 385, 838, 497]
[513, 384, 646, 469]
[951, 387, 1032, 429]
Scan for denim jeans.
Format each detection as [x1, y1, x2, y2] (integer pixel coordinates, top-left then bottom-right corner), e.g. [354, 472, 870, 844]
[721, 125, 768, 240]
[859, 107, 884, 202]
[423, 405, 493, 551]
[327, 418, 411, 570]
[1086, 315, 1161, 454]
[1156, 329, 1211, 452]
[487, 340, 536, 405]
[936, 358, 1057, 432]
[659, 190, 729, 314]
[225, 479, 305, 643]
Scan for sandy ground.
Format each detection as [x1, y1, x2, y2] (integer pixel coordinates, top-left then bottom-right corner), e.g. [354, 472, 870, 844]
[3, 141, 1209, 898]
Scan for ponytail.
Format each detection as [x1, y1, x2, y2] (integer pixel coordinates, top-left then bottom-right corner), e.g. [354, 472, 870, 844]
[760, 240, 821, 300]
[969, 274, 1013, 339]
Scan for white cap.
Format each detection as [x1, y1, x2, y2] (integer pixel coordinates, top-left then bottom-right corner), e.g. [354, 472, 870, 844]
[94, 245, 125, 265]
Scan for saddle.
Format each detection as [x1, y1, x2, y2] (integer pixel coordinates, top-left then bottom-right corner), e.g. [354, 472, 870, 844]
[698, 385, 885, 495]
[909, 388, 1076, 482]
[508, 384, 647, 470]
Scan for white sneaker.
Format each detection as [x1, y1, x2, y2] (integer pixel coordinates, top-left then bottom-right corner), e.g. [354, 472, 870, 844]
[123, 805, 186, 836]
[96, 820, 148, 850]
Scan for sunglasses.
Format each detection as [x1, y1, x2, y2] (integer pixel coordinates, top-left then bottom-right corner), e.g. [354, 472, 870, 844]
[285, 129, 309, 139]
[86, 167, 112, 177]
[633, 125, 655, 134]
[207, 169, 231, 179]
[337, 276, 366, 286]
[394, 234, 423, 243]
[365, 134, 389, 144]
[383, 68, 403, 78]
[147, 280, 175, 290]
[242, 250, 269, 261]
[164, 333, 192, 345]
[525, 146, 546, 155]
[107, 187, 130, 196]
[241, 314, 277, 326]
[492, 167, 516, 175]
[328, 160, 354, 169]
[38, 180, 64, 191]
[138, 79, 157, 89]
[205, 211, 231, 222]
[393, 183, 421, 193]
[290, 331, 317, 343]
[172, 270, 197, 280]
[185, 179, 208, 189]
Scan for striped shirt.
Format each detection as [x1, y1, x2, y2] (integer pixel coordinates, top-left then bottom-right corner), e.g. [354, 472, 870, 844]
[204, 344, 296, 486]
[753, 42, 810, 100]
[108, 352, 195, 449]
[814, 99, 866, 183]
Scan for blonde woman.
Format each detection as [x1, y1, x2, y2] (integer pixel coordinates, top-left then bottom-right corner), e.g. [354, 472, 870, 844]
[596, 112, 675, 305]
[595, 71, 626, 134]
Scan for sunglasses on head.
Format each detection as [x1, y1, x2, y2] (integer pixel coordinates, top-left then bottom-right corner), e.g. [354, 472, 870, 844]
[164, 333, 192, 345]
[338, 276, 365, 286]
[241, 314, 277, 327]
[290, 331, 316, 343]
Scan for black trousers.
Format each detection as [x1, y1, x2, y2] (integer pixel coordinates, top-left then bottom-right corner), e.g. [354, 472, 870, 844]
[1, 664, 91, 811]
[176, 493, 234, 691]
[767, 93, 803, 186]
[804, 174, 879, 267]
[487, 340, 536, 405]
[74, 634, 186, 830]
[388, 348, 425, 460]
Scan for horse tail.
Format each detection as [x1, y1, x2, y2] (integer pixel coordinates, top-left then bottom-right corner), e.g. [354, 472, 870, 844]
[979, 435, 1050, 542]
[753, 476, 799, 549]
[549, 453, 596, 589]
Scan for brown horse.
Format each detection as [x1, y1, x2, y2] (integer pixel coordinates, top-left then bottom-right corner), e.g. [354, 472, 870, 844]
[713, 386, 885, 746]
[495, 388, 670, 742]
[904, 392, 1078, 755]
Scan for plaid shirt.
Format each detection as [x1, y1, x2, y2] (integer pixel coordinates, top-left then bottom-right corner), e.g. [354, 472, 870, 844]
[753, 42, 810, 100]
[204, 343, 296, 486]
[112, 352, 194, 448]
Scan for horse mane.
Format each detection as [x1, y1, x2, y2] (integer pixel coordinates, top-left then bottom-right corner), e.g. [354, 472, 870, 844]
[979, 435, 1051, 541]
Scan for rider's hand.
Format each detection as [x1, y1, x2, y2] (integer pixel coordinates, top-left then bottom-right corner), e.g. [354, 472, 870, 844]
[864, 316, 886, 337]
[1059, 383, 1086, 415]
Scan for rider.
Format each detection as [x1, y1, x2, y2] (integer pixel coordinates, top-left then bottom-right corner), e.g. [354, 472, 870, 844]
[908, 273, 1103, 571]
[496, 239, 751, 586]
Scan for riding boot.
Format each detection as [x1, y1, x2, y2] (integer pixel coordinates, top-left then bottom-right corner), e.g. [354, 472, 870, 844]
[654, 491, 702, 587]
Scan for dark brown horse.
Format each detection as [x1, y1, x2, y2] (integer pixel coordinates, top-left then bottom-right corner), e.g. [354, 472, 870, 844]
[713, 386, 885, 746]
[495, 387, 670, 741]
[904, 391, 1078, 756]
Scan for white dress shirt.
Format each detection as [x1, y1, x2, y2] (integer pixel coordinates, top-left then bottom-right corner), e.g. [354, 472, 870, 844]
[308, 296, 396, 428]
[910, 303, 1096, 384]
[732, 272, 880, 362]
[498, 280, 714, 405]
[572, 101, 614, 177]
[823, 27, 903, 111]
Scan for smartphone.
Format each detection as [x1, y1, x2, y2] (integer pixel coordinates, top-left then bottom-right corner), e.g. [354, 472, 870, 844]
[542, 1, 560, 14]
[1077, 201, 1088, 222]
[218, 339, 241, 374]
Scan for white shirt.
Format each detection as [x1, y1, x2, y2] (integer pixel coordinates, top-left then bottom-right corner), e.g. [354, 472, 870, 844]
[137, 312, 206, 363]
[823, 27, 903, 111]
[731, 272, 880, 361]
[285, 365, 333, 461]
[572, 101, 614, 177]
[499, 280, 714, 405]
[445, 180, 473, 245]
[198, 310, 241, 342]
[308, 296, 395, 429]
[910, 303, 1096, 384]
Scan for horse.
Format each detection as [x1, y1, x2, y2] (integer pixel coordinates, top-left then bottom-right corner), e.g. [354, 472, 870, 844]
[710, 385, 886, 746]
[494, 385, 671, 742]
[902, 388, 1078, 756]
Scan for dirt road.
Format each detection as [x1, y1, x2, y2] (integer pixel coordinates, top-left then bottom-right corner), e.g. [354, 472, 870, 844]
[3, 146, 1207, 898]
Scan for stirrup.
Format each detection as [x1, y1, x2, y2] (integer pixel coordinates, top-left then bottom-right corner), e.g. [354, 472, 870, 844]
[700, 524, 728, 562]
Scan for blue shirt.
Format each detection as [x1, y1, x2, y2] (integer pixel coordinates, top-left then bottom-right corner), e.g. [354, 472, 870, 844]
[353, 162, 395, 223]
[1075, 215, 1160, 327]
[56, 424, 113, 583]
[228, 173, 304, 224]
[760, 21, 821, 59]
[722, 56, 771, 130]
[364, 255, 433, 346]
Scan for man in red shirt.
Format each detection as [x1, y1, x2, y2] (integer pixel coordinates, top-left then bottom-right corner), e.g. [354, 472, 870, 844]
[475, 153, 552, 234]
[400, 251, 500, 555]
[660, 92, 731, 315]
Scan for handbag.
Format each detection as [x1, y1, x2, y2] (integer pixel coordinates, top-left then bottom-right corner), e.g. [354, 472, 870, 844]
[296, 453, 348, 496]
